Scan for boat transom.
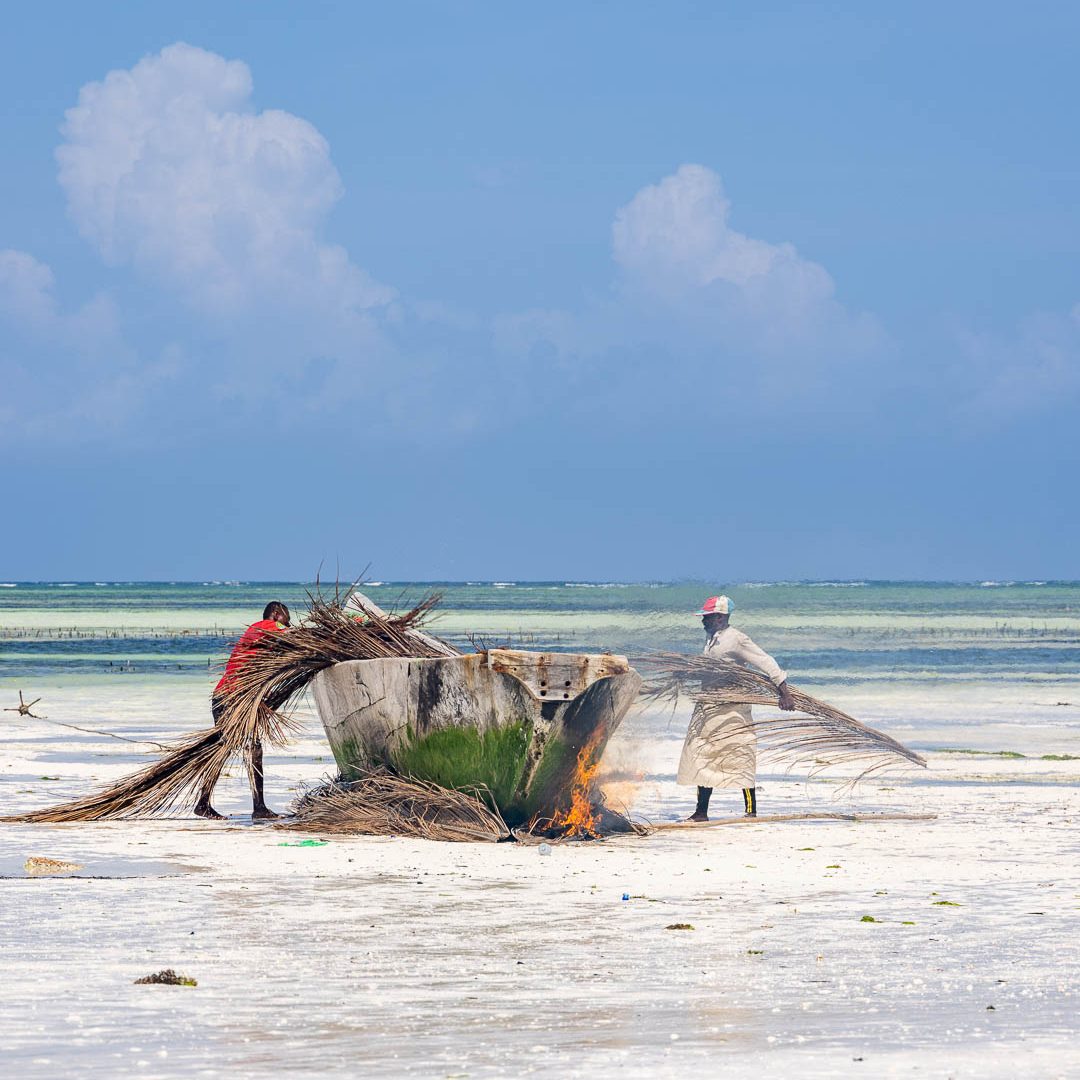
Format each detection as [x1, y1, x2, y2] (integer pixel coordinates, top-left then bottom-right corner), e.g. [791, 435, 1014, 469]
[484, 649, 632, 703]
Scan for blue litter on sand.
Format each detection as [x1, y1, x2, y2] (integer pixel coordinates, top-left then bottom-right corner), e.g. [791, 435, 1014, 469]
[622, 893, 630, 901]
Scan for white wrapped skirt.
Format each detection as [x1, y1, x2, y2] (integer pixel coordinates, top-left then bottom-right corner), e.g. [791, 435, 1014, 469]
[677, 703, 757, 789]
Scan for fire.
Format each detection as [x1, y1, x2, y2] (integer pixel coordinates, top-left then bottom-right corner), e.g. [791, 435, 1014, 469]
[550, 730, 604, 838]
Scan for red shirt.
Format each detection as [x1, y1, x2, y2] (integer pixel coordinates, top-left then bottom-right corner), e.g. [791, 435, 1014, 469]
[214, 619, 287, 696]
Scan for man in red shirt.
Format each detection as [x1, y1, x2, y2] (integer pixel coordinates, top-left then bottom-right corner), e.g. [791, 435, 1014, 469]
[194, 601, 291, 820]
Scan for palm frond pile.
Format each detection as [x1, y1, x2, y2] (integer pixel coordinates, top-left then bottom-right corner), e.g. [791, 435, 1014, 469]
[9, 591, 455, 823]
[642, 651, 926, 780]
[281, 769, 510, 843]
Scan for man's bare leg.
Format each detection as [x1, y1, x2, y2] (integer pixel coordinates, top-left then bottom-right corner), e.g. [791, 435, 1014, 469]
[249, 740, 280, 820]
[195, 697, 227, 819]
[194, 768, 225, 819]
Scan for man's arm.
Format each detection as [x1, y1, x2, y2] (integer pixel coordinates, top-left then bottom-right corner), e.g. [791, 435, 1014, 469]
[734, 632, 795, 710]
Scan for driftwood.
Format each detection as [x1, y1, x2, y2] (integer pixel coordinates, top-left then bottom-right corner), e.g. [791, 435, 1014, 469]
[651, 811, 937, 831]
[7, 589, 453, 823]
[4, 691, 45, 719]
[641, 651, 927, 782]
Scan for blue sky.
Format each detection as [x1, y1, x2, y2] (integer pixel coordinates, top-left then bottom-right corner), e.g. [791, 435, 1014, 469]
[2, 2, 1078, 581]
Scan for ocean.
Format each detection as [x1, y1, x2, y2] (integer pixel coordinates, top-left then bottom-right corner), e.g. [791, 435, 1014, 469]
[2, 580, 1079, 756]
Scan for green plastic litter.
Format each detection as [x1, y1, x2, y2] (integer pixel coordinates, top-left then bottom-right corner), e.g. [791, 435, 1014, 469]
[278, 839, 328, 847]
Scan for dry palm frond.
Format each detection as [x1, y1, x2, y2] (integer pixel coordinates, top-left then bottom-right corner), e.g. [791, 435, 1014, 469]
[8, 589, 456, 823]
[281, 769, 510, 843]
[640, 651, 926, 780]
[213, 590, 456, 756]
[10, 728, 225, 823]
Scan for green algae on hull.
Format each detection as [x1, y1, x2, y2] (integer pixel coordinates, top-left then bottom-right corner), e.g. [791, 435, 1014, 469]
[391, 721, 532, 810]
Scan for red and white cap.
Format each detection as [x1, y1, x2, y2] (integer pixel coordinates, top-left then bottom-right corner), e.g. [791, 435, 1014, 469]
[694, 595, 733, 616]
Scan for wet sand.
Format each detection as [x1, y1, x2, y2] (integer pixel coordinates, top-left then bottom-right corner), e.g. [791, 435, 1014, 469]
[1, 693, 1078, 1078]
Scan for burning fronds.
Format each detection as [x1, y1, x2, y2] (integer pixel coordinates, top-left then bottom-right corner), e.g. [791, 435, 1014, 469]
[548, 731, 605, 838]
[281, 770, 510, 843]
[525, 732, 649, 841]
[641, 651, 927, 781]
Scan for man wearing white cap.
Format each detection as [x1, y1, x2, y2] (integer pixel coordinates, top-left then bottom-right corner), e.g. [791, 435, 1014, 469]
[679, 595, 795, 820]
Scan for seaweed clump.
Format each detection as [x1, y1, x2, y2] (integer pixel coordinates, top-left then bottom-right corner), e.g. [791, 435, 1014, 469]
[134, 969, 197, 986]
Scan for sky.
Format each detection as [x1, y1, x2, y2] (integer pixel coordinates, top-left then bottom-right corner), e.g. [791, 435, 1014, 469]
[2, 1, 1079, 581]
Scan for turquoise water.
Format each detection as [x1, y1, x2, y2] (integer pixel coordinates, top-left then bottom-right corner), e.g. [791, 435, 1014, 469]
[2, 580, 1079, 756]
[2, 580, 1079, 688]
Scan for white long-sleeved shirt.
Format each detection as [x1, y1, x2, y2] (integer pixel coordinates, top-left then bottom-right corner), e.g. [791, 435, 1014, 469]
[703, 626, 786, 687]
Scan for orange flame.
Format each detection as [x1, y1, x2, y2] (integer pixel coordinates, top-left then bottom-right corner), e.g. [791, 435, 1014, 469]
[550, 731, 603, 837]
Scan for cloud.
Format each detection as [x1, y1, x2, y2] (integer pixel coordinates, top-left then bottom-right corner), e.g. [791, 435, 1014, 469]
[493, 165, 885, 421]
[614, 164, 825, 292]
[0, 248, 179, 441]
[56, 43, 393, 324]
[956, 303, 1080, 421]
[0, 249, 59, 326]
[611, 164, 878, 354]
[0, 248, 128, 358]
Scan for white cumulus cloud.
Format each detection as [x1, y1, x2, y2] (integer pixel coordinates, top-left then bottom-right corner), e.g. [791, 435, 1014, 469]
[611, 164, 870, 352]
[56, 43, 393, 322]
[493, 164, 884, 417]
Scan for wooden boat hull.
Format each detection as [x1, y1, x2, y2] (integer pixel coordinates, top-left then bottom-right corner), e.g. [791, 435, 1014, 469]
[310, 649, 641, 826]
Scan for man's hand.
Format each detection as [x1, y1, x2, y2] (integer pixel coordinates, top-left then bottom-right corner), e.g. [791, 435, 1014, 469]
[777, 681, 796, 711]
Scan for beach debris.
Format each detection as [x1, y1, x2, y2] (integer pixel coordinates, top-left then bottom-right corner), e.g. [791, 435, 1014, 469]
[6, 587, 452, 824]
[4, 691, 45, 719]
[277, 839, 328, 847]
[932, 900, 962, 906]
[537, 843, 552, 855]
[940, 747, 1025, 758]
[134, 969, 197, 987]
[665, 923, 694, 930]
[280, 769, 512, 843]
[860, 915, 879, 923]
[641, 652, 928, 780]
[24, 856, 83, 875]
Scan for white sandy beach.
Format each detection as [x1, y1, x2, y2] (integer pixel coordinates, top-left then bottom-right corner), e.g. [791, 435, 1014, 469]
[2, 682, 1078, 1079]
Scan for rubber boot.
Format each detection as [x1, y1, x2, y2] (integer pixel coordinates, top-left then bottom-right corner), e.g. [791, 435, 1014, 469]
[742, 787, 757, 817]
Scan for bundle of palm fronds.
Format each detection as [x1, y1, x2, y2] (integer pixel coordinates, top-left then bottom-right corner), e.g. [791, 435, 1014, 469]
[641, 651, 926, 779]
[282, 769, 510, 842]
[213, 590, 455, 754]
[9, 728, 226, 822]
[9, 590, 456, 823]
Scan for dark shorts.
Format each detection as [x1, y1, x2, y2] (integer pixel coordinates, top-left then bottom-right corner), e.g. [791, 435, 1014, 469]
[211, 696, 260, 753]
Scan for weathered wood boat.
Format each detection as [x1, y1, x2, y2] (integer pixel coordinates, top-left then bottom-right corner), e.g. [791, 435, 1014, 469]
[310, 649, 642, 826]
